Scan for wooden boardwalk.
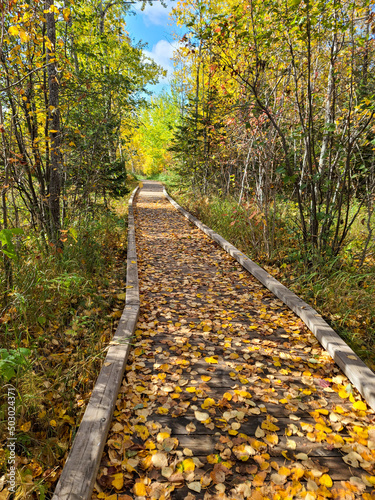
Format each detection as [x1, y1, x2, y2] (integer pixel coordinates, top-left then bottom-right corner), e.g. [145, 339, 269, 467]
[93, 181, 375, 500]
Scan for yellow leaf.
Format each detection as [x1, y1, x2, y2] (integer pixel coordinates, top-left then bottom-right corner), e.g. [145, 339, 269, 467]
[157, 432, 170, 443]
[253, 471, 267, 486]
[319, 474, 333, 487]
[338, 389, 349, 399]
[279, 466, 291, 476]
[134, 425, 149, 440]
[205, 356, 218, 364]
[223, 392, 232, 400]
[182, 458, 195, 471]
[145, 439, 156, 450]
[63, 7, 71, 21]
[112, 473, 123, 489]
[47, 5, 59, 13]
[20, 421, 31, 432]
[261, 421, 280, 432]
[315, 423, 332, 433]
[186, 386, 196, 393]
[8, 26, 19, 36]
[19, 29, 29, 43]
[157, 407, 169, 414]
[291, 467, 304, 480]
[141, 455, 152, 470]
[353, 400, 367, 411]
[265, 433, 279, 445]
[202, 397, 215, 408]
[333, 434, 344, 445]
[201, 375, 211, 381]
[50, 420, 57, 427]
[221, 461, 233, 469]
[134, 481, 146, 496]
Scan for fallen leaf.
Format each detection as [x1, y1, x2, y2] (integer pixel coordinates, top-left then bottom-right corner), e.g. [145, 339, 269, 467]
[187, 481, 201, 492]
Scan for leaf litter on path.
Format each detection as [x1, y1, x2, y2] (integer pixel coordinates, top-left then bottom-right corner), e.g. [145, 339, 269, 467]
[93, 186, 375, 500]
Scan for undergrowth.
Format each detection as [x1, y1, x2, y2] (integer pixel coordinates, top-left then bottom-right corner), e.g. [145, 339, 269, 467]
[0, 180, 137, 499]
[163, 174, 375, 373]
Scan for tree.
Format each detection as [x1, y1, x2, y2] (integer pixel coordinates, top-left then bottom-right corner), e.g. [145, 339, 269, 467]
[171, 0, 375, 260]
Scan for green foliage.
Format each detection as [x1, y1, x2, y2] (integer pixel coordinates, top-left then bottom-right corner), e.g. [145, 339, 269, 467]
[0, 228, 24, 260]
[129, 91, 181, 175]
[104, 160, 130, 198]
[171, 0, 375, 262]
[0, 348, 31, 382]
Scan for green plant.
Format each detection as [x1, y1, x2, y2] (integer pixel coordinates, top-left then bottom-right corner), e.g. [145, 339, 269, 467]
[0, 348, 31, 382]
[0, 228, 23, 260]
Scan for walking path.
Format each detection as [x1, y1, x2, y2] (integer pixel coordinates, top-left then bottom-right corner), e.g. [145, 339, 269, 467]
[93, 181, 375, 500]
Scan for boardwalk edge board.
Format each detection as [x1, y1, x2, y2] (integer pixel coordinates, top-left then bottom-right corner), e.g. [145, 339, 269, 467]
[52, 186, 140, 500]
[163, 187, 375, 413]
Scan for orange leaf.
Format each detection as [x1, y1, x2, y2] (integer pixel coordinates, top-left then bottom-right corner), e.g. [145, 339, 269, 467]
[133, 481, 146, 496]
[112, 473, 124, 490]
[252, 471, 267, 486]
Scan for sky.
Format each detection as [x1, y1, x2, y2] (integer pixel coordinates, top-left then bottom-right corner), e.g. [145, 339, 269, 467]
[124, 1, 184, 94]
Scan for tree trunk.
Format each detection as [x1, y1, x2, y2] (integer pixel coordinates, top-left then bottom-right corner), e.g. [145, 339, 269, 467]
[46, 0, 62, 245]
[0, 101, 13, 293]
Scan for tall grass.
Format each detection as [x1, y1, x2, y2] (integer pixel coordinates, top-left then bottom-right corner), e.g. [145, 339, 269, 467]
[0, 183, 136, 497]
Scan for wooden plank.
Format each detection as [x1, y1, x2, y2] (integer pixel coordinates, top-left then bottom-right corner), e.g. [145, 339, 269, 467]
[172, 434, 343, 459]
[152, 414, 319, 436]
[164, 188, 375, 412]
[52, 187, 140, 500]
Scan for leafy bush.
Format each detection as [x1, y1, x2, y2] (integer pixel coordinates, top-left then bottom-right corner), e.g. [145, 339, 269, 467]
[0, 348, 31, 382]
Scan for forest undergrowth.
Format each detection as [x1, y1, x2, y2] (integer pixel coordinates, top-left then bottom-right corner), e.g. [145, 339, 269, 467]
[0, 181, 137, 499]
[159, 173, 375, 374]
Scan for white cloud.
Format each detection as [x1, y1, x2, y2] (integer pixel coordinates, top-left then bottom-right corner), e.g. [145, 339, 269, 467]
[133, 0, 174, 27]
[144, 39, 179, 81]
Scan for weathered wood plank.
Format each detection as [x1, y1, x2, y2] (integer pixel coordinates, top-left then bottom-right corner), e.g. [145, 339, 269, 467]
[52, 187, 140, 500]
[171, 434, 343, 459]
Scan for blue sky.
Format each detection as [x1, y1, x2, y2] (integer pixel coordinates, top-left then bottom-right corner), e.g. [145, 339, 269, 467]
[124, 1, 184, 94]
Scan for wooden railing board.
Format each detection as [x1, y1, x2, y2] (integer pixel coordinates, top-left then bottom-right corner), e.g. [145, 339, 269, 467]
[52, 187, 140, 500]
